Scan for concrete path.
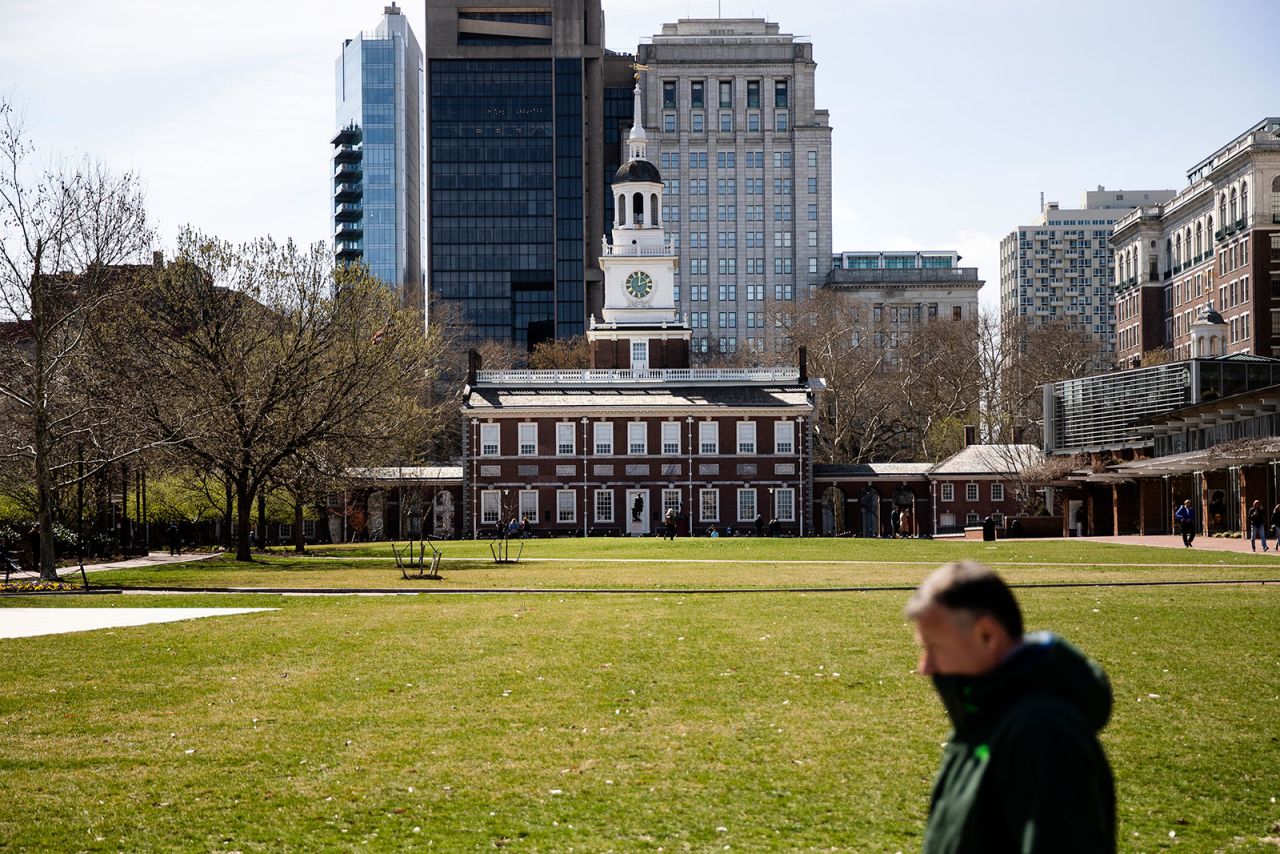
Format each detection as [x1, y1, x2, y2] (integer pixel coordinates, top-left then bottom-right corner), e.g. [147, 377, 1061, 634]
[58, 551, 220, 576]
[1090, 534, 1280, 555]
[0, 607, 276, 639]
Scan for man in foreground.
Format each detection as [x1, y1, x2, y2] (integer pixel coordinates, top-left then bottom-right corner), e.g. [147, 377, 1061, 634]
[907, 561, 1115, 853]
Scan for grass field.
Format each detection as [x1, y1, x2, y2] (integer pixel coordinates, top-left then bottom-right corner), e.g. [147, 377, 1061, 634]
[2, 541, 1279, 852]
[86, 537, 1280, 591]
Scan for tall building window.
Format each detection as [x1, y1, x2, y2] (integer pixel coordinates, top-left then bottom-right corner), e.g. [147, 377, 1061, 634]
[594, 489, 614, 523]
[774, 80, 789, 108]
[774, 488, 795, 522]
[719, 80, 732, 108]
[518, 490, 538, 523]
[699, 421, 719, 454]
[940, 483, 954, 502]
[480, 423, 500, 456]
[661, 422, 681, 455]
[594, 421, 613, 455]
[737, 488, 757, 522]
[662, 81, 677, 109]
[691, 80, 705, 109]
[628, 422, 647, 455]
[700, 488, 720, 522]
[518, 423, 537, 456]
[481, 490, 501, 525]
[747, 80, 761, 108]
[556, 422, 575, 456]
[737, 421, 757, 454]
[557, 489, 576, 524]
[966, 483, 979, 502]
[774, 420, 795, 454]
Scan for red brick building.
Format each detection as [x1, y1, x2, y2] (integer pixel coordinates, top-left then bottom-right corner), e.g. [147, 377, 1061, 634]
[460, 97, 821, 537]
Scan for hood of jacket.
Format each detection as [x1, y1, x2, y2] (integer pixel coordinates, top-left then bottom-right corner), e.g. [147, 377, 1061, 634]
[932, 631, 1112, 738]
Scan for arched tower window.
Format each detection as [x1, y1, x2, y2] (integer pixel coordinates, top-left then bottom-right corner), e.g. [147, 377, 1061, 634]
[1229, 187, 1238, 223]
[1194, 221, 1202, 257]
[1272, 176, 1280, 222]
[1175, 234, 1182, 266]
[1241, 181, 1248, 222]
[1219, 194, 1227, 226]
[617, 195, 627, 226]
[1165, 238, 1172, 271]
[651, 193, 660, 226]
[633, 192, 645, 227]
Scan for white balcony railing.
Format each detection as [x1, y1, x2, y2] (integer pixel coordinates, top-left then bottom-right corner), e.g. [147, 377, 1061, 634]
[601, 237, 677, 257]
[475, 367, 801, 386]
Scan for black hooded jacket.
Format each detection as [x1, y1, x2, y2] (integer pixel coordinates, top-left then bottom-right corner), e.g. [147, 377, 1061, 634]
[922, 632, 1115, 854]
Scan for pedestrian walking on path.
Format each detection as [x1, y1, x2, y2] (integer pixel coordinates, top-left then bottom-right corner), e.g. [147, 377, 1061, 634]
[1247, 500, 1270, 552]
[1174, 499, 1196, 548]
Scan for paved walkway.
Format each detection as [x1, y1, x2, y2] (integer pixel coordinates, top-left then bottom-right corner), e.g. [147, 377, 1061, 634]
[0, 607, 276, 639]
[59, 551, 220, 576]
[1090, 534, 1279, 555]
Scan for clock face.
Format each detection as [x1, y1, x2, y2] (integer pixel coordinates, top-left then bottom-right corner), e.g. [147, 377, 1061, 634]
[625, 271, 654, 299]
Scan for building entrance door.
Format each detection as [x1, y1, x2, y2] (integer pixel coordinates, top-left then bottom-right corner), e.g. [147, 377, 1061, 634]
[626, 489, 650, 536]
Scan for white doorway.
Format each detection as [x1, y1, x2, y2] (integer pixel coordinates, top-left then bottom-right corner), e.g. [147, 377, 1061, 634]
[631, 340, 649, 372]
[626, 488, 650, 535]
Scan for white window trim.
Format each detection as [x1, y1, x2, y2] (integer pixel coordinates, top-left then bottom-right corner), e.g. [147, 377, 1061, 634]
[661, 422, 681, 455]
[965, 483, 980, 503]
[662, 489, 682, 516]
[556, 489, 577, 524]
[594, 489, 614, 523]
[594, 421, 613, 456]
[556, 422, 576, 457]
[628, 422, 647, 455]
[737, 421, 757, 455]
[481, 490, 502, 524]
[775, 487, 795, 522]
[774, 420, 794, 455]
[480, 423, 500, 457]
[699, 421, 719, 455]
[518, 489, 538, 523]
[737, 488, 757, 522]
[518, 423, 537, 457]
[699, 488, 720, 522]
[940, 483, 954, 502]
[991, 483, 1005, 502]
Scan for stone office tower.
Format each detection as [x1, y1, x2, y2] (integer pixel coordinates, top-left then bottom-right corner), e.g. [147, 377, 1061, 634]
[423, 0, 608, 350]
[635, 18, 833, 360]
[333, 4, 424, 310]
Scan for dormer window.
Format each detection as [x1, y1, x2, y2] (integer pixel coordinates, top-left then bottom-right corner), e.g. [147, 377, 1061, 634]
[631, 340, 648, 370]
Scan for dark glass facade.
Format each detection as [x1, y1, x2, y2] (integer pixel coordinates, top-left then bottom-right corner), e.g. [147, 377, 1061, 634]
[602, 82, 634, 242]
[430, 58, 589, 349]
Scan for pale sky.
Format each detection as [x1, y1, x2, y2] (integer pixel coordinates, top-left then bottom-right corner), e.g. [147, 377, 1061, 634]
[2, 0, 1277, 314]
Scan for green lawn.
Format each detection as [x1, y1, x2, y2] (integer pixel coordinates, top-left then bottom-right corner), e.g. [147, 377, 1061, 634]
[3, 549, 1279, 851]
[87, 537, 1280, 591]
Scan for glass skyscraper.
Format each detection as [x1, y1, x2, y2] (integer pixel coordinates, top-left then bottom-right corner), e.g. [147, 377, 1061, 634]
[334, 4, 423, 311]
[424, 0, 606, 350]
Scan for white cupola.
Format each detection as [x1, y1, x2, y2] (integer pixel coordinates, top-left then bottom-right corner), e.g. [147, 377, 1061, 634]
[1190, 301, 1228, 357]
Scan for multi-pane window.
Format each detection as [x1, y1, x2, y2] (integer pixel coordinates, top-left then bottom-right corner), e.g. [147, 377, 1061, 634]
[718, 311, 737, 328]
[662, 81, 677, 109]
[774, 178, 792, 195]
[556, 422, 575, 456]
[775, 283, 794, 300]
[631, 340, 648, 369]
[807, 177, 817, 194]
[719, 80, 732, 108]
[557, 490, 576, 524]
[628, 422, 647, 455]
[966, 483, 980, 502]
[776, 111, 790, 132]
[738, 488, 757, 522]
[699, 421, 719, 454]
[737, 421, 757, 454]
[746, 284, 764, 300]
[481, 491, 501, 525]
[518, 423, 537, 456]
[594, 489, 614, 523]
[716, 178, 736, 195]
[775, 488, 795, 522]
[691, 80, 705, 109]
[716, 151, 736, 169]
[807, 150, 818, 168]
[662, 422, 681, 455]
[747, 113, 760, 132]
[480, 423, 500, 456]
[773, 231, 792, 248]
[940, 483, 954, 502]
[594, 421, 613, 455]
[746, 80, 760, 108]
[662, 489, 682, 517]
[720, 112, 733, 133]
[518, 490, 538, 523]
[690, 151, 708, 169]
[717, 284, 737, 301]
[772, 151, 791, 168]
[691, 112, 704, 133]
[774, 80, 789, 108]
[717, 231, 737, 249]
[774, 421, 795, 454]
[663, 114, 675, 133]
[991, 483, 1005, 502]
[700, 488, 720, 522]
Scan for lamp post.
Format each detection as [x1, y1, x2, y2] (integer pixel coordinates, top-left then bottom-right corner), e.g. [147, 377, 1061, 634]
[581, 416, 589, 538]
[686, 416, 694, 537]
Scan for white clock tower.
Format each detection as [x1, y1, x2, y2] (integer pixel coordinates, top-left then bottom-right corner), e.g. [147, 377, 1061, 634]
[590, 79, 690, 371]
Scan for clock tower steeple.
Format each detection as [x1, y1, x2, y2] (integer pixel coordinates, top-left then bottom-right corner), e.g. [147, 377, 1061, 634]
[590, 78, 689, 370]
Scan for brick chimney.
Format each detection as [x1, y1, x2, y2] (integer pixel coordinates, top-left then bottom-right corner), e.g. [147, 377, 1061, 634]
[467, 349, 481, 386]
[963, 425, 977, 447]
[798, 346, 808, 384]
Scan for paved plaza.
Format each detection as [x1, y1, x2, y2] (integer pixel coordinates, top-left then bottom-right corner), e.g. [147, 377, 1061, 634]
[0, 607, 277, 639]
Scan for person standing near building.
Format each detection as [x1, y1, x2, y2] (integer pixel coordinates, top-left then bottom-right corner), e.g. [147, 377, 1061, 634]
[167, 523, 181, 556]
[1174, 499, 1196, 548]
[1272, 503, 1280, 541]
[906, 561, 1115, 853]
[1247, 500, 1269, 552]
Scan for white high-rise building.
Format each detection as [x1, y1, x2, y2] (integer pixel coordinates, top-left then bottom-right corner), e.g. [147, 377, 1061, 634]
[999, 187, 1175, 357]
[635, 18, 833, 361]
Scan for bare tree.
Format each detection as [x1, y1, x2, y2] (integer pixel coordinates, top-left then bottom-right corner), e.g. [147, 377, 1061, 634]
[528, 335, 590, 369]
[102, 230, 435, 562]
[0, 99, 155, 578]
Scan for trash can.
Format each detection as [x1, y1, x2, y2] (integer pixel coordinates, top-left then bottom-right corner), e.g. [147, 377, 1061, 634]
[982, 516, 996, 542]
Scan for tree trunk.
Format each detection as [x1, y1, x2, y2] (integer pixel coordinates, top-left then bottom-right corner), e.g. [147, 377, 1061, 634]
[294, 499, 306, 554]
[235, 480, 254, 562]
[223, 475, 234, 550]
[257, 491, 266, 551]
